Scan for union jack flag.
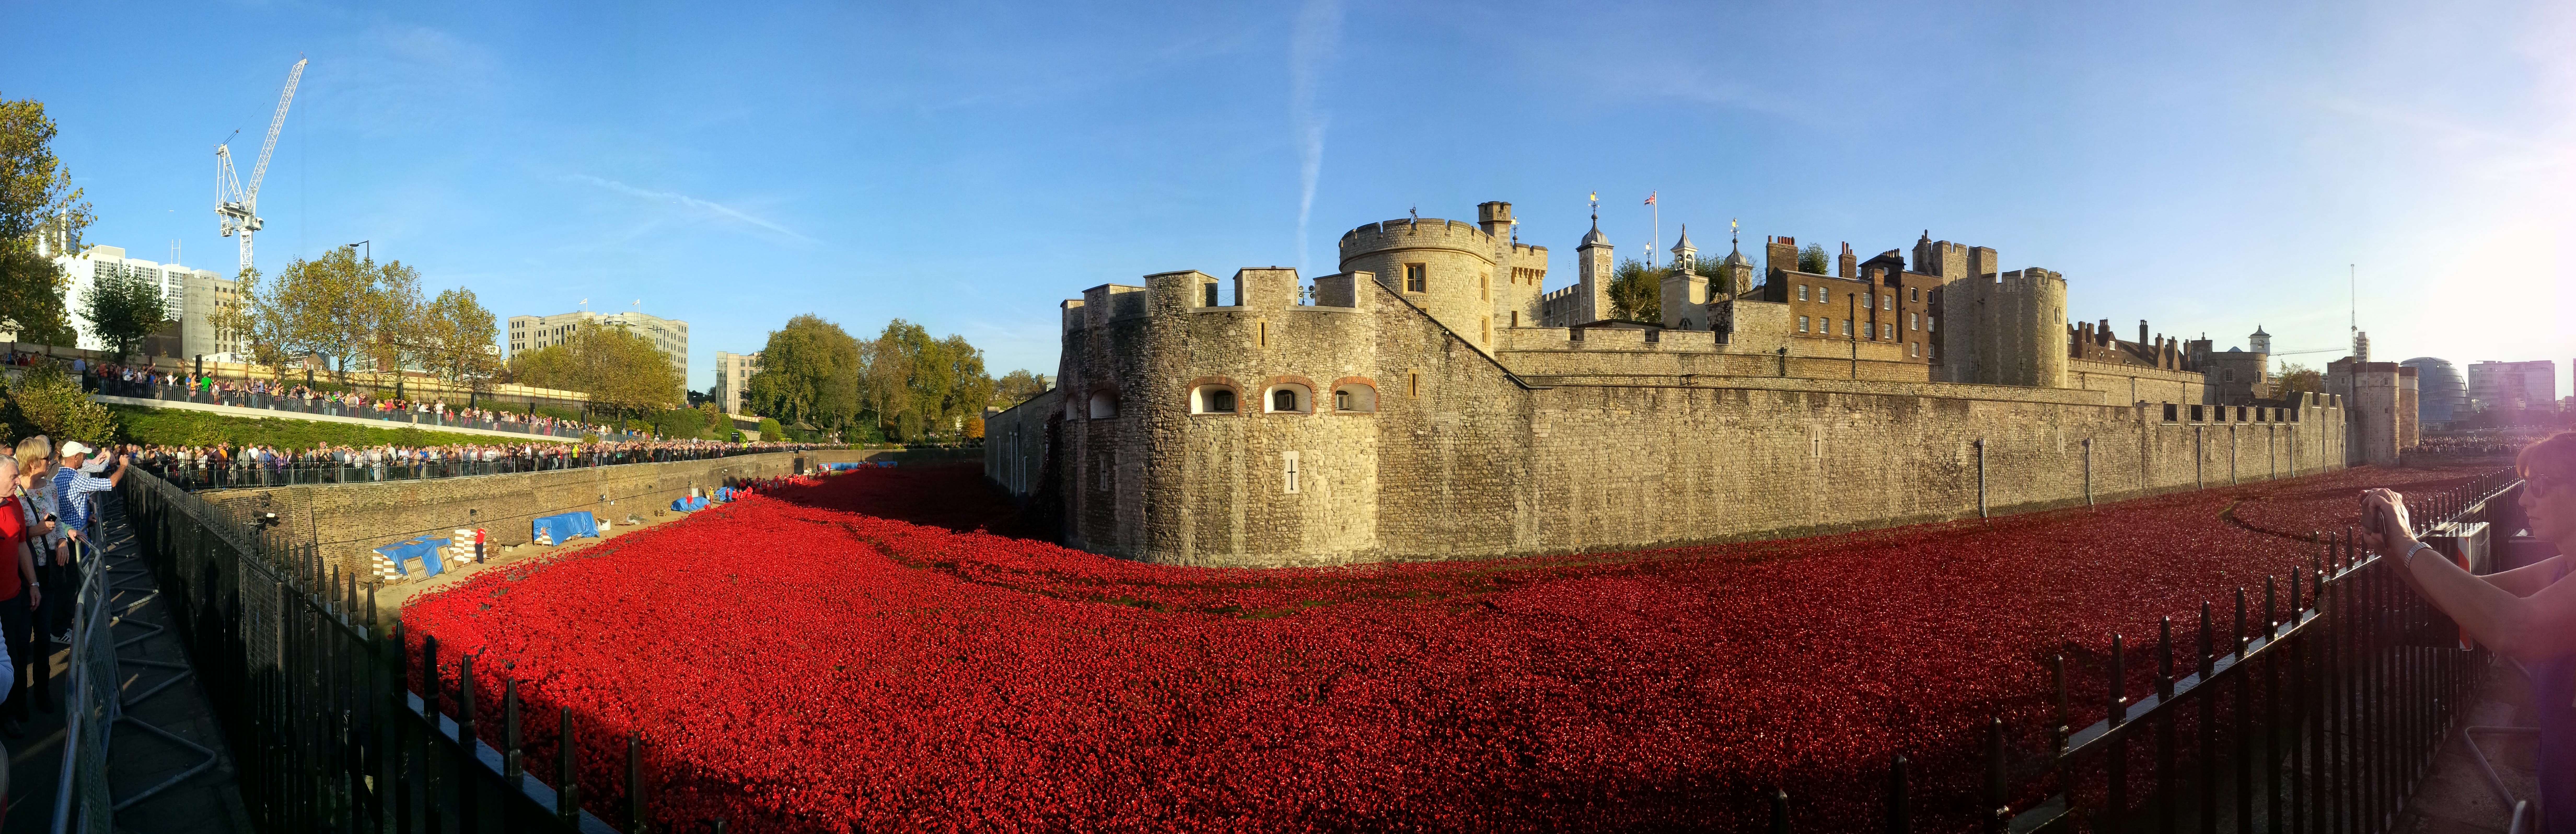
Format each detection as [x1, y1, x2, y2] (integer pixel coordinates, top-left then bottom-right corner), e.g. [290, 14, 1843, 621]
[1644, 191, 1656, 205]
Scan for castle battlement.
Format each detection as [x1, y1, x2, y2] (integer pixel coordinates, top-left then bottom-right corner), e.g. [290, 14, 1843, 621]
[1338, 218, 1498, 258]
[994, 197, 2355, 569]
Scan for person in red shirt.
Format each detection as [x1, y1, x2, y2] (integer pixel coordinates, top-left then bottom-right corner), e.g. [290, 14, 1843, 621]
[0, 457, 35, 737]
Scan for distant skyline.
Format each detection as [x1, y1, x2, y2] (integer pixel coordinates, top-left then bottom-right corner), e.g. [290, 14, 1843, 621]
[4, 1, 2568, 395]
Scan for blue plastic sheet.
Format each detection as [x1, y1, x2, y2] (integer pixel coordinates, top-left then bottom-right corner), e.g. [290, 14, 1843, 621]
[532, 511, 600, 545]
[670, 496, 707, 512]
[375, 537, 450, 577]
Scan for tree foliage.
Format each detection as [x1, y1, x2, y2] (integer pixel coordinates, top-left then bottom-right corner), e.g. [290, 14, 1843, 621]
[0, 96, 86, 346]
[416, 286, 500, 387]
[2274, 362, 2325, 399]
[1798, 243, 1829, 274]
[1607, 258, 1663, 323]
[2, 365, 112, 445]
[994, 369, 1048, 408]
[79, 266, 170, 359]
[746, 314, 862, 433]
[507, 323, 685, 417]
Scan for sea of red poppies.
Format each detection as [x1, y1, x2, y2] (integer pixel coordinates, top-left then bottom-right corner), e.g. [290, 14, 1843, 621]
[401, 461, 2502, 833]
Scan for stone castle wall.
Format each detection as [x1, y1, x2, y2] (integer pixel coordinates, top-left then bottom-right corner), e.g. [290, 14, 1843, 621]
[1013, 268, 2347, 568]
[205, 448, 954, 576]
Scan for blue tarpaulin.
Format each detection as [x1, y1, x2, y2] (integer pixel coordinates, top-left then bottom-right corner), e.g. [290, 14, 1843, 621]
[375, 537, 450, 577]
[670, 496, 707, 512]
[532, 511, 600, 545]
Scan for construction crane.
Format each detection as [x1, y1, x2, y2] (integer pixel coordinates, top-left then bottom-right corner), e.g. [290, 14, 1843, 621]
[216, 57, 307, 277]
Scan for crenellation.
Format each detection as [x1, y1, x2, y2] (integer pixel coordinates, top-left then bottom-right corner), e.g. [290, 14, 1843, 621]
[1001, 198, 2361, 568]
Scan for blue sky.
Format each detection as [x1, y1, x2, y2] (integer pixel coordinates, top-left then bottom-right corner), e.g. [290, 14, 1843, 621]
[5, 1, 2570, 396]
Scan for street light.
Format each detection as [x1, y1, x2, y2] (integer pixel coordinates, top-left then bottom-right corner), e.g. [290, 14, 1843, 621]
[346, 240, 370, 261]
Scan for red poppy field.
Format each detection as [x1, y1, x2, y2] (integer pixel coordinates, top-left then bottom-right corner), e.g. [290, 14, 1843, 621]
[401, 461, 2499, 833]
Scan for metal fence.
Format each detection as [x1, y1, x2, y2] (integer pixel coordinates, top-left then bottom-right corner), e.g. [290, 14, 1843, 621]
[89, 376, 644, 442]
[50, 539, 111, 833]
[1775, 467, 2526, 832]
[122, 470, 656, 832]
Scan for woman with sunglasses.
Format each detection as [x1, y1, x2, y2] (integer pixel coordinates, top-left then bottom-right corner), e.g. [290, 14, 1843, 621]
[2360, 431, 2576, 828]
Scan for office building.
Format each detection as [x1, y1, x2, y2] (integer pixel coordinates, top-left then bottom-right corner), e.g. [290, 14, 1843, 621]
[507, 309, 690, 383]
[47, 245, 213, 354]
[2467, 360, 2557, 412]
[713, 350, 761, 415]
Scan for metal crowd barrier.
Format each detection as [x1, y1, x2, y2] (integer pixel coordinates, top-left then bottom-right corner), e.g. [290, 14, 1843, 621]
[87, 377, 642, 442]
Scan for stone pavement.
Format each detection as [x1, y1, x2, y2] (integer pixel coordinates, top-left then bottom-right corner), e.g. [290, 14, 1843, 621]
[1, 494, 251, 834]
[2401, 659, 2544, 833]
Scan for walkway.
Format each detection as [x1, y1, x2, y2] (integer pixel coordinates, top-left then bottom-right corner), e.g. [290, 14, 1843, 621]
[2401, 660, 2542, 833]
[2, 493, 250, 834]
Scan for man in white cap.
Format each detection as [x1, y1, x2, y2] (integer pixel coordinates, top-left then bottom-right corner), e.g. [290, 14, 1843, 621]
[52, 441, 128, 545]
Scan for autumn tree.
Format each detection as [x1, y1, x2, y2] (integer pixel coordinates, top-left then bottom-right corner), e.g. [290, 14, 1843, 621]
[0, 96, 87, 346]
[2274, 362, 2325, 399]
[508, 324, 684, 419]
[416, 286, 499, 388]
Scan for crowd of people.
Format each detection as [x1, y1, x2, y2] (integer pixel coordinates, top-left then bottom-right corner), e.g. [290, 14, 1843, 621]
[0, 434, 127, 736]
[59, 356, 631, 440]
[130, 439, 832, 491]
[2416, 427, 2573, 457]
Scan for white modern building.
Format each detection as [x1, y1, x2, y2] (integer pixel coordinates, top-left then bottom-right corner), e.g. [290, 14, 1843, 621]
[44, 244, 226, 354]
[2468, 360, 2557, 412]
[507, 309, 690, 382]
[712, 350, 761, 415]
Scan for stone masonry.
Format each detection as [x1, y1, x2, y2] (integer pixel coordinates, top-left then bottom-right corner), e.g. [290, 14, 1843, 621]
[987, 200, 2355, 568]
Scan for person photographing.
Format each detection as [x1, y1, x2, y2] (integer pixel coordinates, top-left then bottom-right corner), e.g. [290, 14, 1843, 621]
[2359, 431, 2576, 828]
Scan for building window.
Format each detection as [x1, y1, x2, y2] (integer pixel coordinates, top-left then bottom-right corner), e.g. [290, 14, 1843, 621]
[1842, 319, 1852, 336]
[1881, 323, 1893, 340]
[1404, 263, 1427, 293]
[1911, 342, 1920, 357]
[1797, 285, 1808, 301]
[1864, 292, 1874, 309]
[1910, 287, 1919, 302]
[1282, 451, 1300, 494]
[1334, 382, 1377, 412]
[2165, 403, 2179, 422]
[1481, 273, 1490, 300]
[1510, 311, 1519, 327]
[1928, 317, 1936, 333]
[1192, 386, 1238, 414]
[1798, 316, 1809, 332]
[1408, 371, 1420, 397]
[1882, 296, 1892, 311]
[1203, 283, 1220, 307]
[2224, 369, 2236, 382]
[1266, 382, 1312, 413]
[1087, 390, 1117, 419]
[1909, 312, 1919, 331]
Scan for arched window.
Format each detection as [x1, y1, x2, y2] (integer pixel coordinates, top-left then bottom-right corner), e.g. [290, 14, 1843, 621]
[1191, 385, 1238, 414]
[1087, 390, 1117, 418]
[1264, 382, 1312, 413]
[1332, 381, 1377, 413]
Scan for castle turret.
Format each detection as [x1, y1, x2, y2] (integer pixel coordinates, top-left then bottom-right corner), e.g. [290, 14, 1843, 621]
[1574, 209, 1614, 324]
[2249, 325, 2270, 355]
[1669, 226, 1697, 271]
[1340, 214, 1500, 348]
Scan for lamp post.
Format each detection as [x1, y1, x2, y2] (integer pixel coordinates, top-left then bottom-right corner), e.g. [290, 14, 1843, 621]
[347, 240, 370, 262]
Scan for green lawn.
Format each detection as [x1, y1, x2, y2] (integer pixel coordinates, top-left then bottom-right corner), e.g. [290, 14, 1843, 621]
[110, 405, 577, 452]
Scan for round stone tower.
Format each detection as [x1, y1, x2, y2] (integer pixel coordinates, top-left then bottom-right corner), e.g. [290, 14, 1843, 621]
[1338, 217, 1498, 348]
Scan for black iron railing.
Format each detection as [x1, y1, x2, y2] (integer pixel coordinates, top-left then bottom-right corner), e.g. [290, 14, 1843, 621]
[124, 471, 647, 832]
[134, 444, 820, 492]
[1767, 467, 2526, 832]
[87, 375, 644, 441]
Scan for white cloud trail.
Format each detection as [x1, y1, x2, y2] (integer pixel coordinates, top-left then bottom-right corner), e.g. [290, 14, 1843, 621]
[1290, 0, 1343, 276]
[566, 174, 815, 243]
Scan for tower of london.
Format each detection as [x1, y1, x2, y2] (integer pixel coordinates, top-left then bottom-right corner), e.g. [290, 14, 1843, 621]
[987, 200, 2377, 568]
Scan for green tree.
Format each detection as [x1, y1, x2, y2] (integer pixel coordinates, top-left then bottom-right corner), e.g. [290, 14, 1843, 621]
[0, 96, 87, 347]
[417, 286, 499, 389]
[994, 369, 1048, 407]
[1606, 258, 1662, 323]
[2274, 362, 2325, 399]
[1, 365, 113, 445]
[265, 247, 380, 383]
[211, 266, 299, 380]
[508, 324, 684, 420]
[1798, 243, 1829, 274]
[79, 267, 170, 359]
[756, 416, 783, 441]
[746, 314, 862, 433]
